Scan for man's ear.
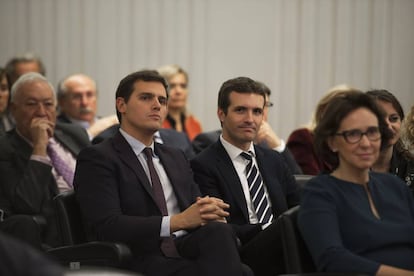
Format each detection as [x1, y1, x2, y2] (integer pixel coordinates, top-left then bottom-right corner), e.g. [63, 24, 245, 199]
[116, 97, 126, 113]
[217, 108, 225, 123]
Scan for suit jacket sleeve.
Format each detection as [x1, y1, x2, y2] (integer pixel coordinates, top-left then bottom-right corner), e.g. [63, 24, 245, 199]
[74, 139, 200, 256]
[74, 145, 163, 253]
[191, 155, 262, 244]
[191, 130, 221, 155]
[280, 148, 303, 174]
[0, 133, 56, 217]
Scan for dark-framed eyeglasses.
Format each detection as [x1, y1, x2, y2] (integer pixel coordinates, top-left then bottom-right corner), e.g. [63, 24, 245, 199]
[335, 126, 381, 144]
[265, 101, 274, 108]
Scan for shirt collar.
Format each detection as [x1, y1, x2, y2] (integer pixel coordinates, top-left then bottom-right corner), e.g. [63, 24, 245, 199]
[220, 134, 255, 161]
[119, 128, 154, 156]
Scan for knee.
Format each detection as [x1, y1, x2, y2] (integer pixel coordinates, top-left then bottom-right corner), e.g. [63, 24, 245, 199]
[201, 222, 236, 240]
[1, 215, 40, 230]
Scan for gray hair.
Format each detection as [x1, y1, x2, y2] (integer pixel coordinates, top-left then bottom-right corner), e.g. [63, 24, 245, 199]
[10, 72, 55, 103]
[57, 74, 98, 101]
[5, 52, 46, 77]
[157, 64, 188, 83]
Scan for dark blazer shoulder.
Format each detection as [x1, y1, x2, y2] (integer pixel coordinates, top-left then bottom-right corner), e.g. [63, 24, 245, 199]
[192, 130, 221, 154]
[56, 114, 72, 124]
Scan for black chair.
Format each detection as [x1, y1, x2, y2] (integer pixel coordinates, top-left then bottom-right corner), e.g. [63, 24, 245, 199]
[294, 174, 314, 189]
[279, 206, 316, 274]
[47, 190, 132, 270]
[278, 206, 369, 276]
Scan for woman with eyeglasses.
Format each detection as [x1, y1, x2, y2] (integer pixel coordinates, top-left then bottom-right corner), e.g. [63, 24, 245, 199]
[157, 64, 202, 141]
[366, 89, 414, 191]
[298, 91, 414, 274]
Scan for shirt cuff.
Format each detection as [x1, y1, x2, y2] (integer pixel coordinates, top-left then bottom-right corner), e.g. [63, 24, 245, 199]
[160, 216, 171, 237]
[160, 216, 188, 238]
[273, 139, 286, 153]
[30, 155, 52, 165]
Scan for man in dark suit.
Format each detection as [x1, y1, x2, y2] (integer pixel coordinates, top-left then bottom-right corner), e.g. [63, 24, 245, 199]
[0, 72, 90, 249]
[92, 124, 195, 159]
[191, 77, 301, 276]
[192, 81, 302, 174]
[74, 70, 251, 276]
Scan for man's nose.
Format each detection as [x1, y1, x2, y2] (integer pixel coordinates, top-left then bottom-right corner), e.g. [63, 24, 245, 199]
[36, 103, 48, 115]
[245, 111, 254, 122]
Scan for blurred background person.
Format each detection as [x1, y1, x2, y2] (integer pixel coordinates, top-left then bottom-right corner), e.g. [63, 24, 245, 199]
[366, 89, 414, 190]
[0, 68, 12, 135]
[299, 91, 414, 274]
[287, 84, 354, 175]
[157, 64, 202, 141]
[3, 53, 46, 130]
[5, 52, 46, 89]
[401, 104, 414, 155]
[57, 74, 118, 139]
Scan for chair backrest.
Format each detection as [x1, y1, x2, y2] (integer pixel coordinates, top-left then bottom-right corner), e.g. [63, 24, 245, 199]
[279, 205, 316, 273]
[54, 190, 86, 245]
[294, 174, 314, 189]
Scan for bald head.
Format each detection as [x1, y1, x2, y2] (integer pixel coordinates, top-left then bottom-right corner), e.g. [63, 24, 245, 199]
[58, 74, 97, 124]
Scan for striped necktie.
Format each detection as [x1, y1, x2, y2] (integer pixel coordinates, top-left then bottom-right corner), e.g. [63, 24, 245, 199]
[240, 151, 273, 224]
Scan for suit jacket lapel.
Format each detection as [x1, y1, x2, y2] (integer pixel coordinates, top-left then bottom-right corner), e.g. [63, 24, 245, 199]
[214, 141, 250, 222]
[112, 132, 155, 202]
[154, 144, 192, 209]
[254, 145, 285, 215]
[54, 127, 79, 156]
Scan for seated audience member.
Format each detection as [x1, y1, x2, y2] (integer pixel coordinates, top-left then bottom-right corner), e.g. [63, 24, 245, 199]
[298, 91, 414, 274]
[74, 70, 252, 276]
[287, 84, 353, 175]
[0, 72, 90, 249]
[402, 104, 414, 155]
[92, 124, 195, 159]
[5, 52, 46, 89]
[366, 89, 414, 190]
[157, 64, 202, 141]
[191, 77, 301, 276]
[3, 53, 46, 130]
[0, 231, 63, 276]
[57, 74, 118, 139]
[192, 81, 302, 174]
[0, 68, 12, 135]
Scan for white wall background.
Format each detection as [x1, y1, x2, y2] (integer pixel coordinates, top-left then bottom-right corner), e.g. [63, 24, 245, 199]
[1, 0, 413, 140]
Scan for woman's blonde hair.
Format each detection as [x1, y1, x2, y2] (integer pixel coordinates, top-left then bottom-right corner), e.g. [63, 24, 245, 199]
[308, 84, 355, 130]
[401, 104, 414, 154]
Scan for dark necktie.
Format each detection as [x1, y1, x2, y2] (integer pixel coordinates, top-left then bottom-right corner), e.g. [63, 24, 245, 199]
[240, 151, 274, 224]
[47, 142, 74, 187]
[143, 147, 180, 258]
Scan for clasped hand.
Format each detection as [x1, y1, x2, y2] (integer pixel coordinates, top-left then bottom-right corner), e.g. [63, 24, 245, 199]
[171, 196, 230, 232]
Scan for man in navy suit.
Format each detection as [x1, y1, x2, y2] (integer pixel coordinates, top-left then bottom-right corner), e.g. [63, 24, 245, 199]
[74, 70, 251, 276]
[192, 81, 302, 173]
[191, 77, 301, 276]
